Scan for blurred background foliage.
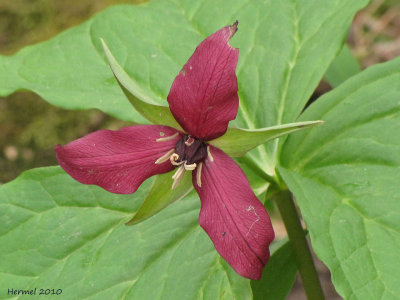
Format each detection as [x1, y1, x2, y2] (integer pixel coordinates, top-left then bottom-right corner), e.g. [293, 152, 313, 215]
[0, 0, 144, 183]
[0, 0, 399, 184]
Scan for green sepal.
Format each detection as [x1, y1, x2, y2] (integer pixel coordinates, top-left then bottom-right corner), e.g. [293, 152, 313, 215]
[209, 120, 324, 157]
[126, 170, 193, 225]
[101, 38, 183, 130]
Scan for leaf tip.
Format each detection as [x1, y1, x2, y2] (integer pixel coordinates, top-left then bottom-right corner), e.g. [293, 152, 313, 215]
[314, 120, 325, 125]
[100, 38, 108, 53]
[298, 120, 325, 128]
[125, 215, 139, 226]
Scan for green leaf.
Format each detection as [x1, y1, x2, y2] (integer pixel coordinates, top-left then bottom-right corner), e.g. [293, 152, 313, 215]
[126, 170, 192, 225]
[251, 239, 297, 300]
[228, 0, 369, 173]
[279, 57, 400, 299]
[209, 121, 323, 157]
[100, 38, 182, 130]
[0, 167, 251, 299]
[325, 44, 362, 88]
[0, 0, 369, 172]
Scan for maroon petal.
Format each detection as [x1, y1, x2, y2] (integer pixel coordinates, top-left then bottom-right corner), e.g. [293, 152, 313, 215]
[193, 146, 274, 279]
[55, 125, 182, 194]
[168, 22, 239, 141]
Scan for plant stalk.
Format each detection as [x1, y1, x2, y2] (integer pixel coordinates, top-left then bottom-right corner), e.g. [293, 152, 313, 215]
[237, 155, 277, 185]
[273, 190, 325, 300]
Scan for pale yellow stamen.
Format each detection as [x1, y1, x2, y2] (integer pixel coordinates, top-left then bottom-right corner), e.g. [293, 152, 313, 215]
[170, 153, 184, 166]
[184, 162, 197, 171]
[156, 132, 179, 142]
[207, 146, 214, 162]
[196, 162, 203, 187]
[155, 149, 175, 164]
[171, 165, 185, 189]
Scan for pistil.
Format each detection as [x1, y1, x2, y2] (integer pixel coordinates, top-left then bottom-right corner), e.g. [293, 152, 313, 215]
[170, 153, 184, 166]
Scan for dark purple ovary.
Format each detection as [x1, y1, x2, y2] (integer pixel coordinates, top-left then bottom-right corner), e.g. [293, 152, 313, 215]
[175, 135, 208, 165]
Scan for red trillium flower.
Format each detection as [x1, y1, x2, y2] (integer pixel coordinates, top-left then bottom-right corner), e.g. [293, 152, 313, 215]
[56, 22, 275, 280]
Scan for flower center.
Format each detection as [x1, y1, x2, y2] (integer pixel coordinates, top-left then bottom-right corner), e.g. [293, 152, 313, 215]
[155, 134, 209, 189]
[172, 135, 208, 167]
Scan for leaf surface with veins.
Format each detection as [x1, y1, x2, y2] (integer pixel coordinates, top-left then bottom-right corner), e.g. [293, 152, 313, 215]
[0, 167, 251, 299]
[279, 57, 400, 299]
[0, 0, 369, 172]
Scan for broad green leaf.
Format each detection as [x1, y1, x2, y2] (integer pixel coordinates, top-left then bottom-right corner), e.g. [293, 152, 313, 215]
[251, 239, 297, 300]
[101, 38, 182, 130]
[0, 167, 251, 299]
[279, 57, 400, 299]
[325, 44, 362, 88]
[0, 0, 369, 173]
[126, 170, 192, 225]
[228, 0, 368, 173]
[209, 120, 323, 157]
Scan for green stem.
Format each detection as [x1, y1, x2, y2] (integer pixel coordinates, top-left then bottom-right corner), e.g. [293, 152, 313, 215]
[273, 190, 325, 300]
[237, 155, 277, 184]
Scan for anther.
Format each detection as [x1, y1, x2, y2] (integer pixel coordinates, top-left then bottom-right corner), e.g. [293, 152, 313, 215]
[196, 162, 203, 187]
[207, 146, 214, 162]
[155, 149, 175, 164]
[156, 132, 179, 142]
[184, 162, 197, 171]
[171, 165, 185, 189]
